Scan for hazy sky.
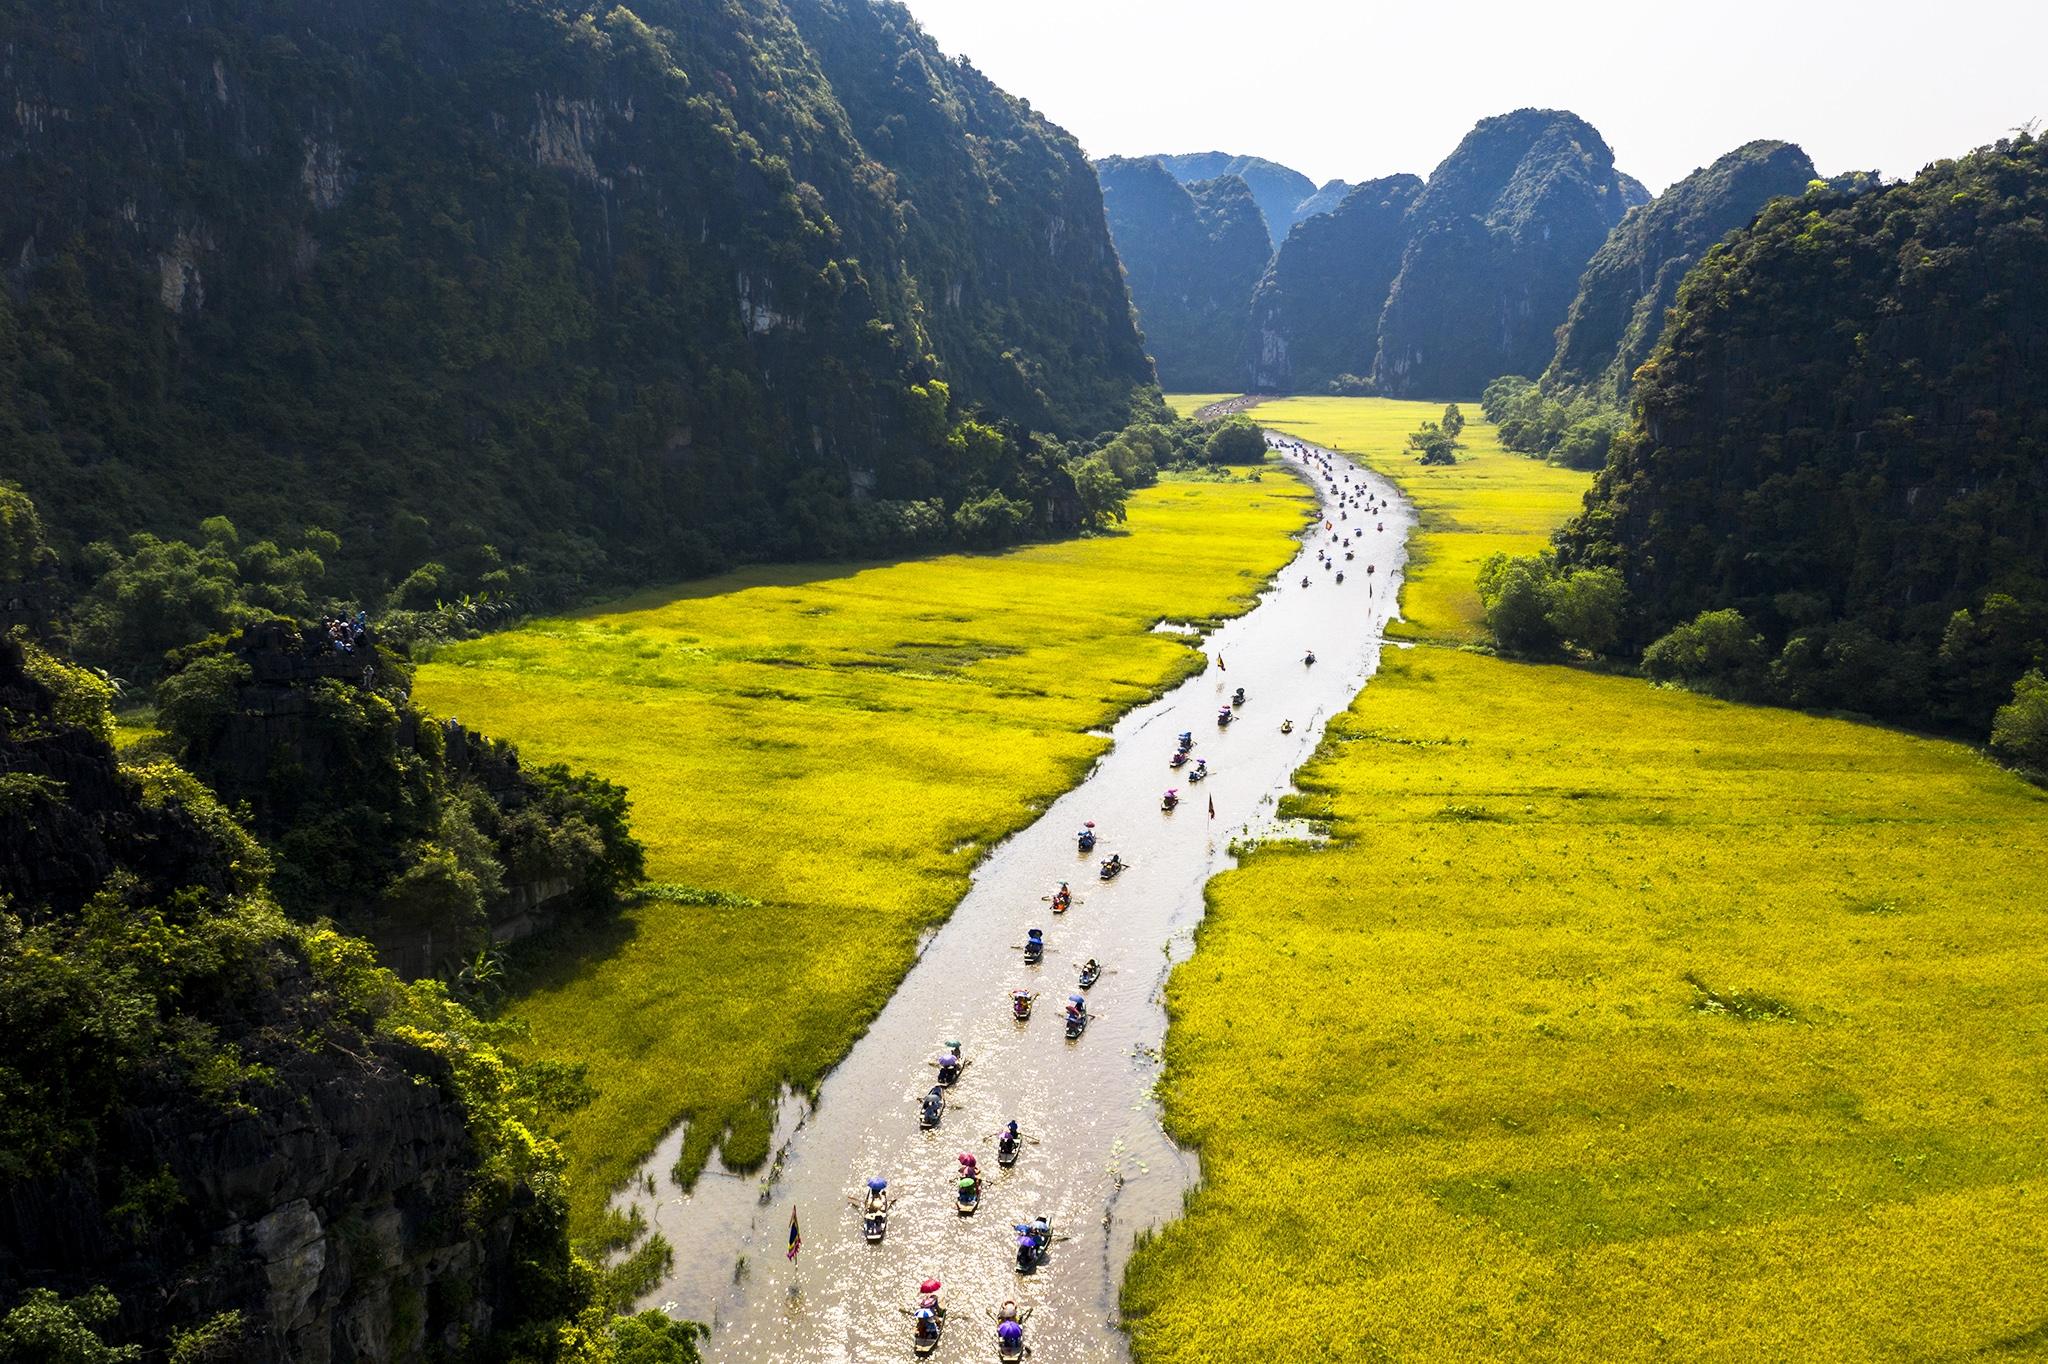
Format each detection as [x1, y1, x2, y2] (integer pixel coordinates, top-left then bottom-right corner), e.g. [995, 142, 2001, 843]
[894, 0, 2045, 193]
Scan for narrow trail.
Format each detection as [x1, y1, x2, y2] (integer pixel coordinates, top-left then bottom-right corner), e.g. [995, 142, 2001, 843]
[621, 441, 1411, 1362]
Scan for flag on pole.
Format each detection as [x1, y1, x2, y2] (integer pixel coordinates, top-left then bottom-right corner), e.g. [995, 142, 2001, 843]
[787, 1208, 802, 1261]
[1207, 794, 1215, 819]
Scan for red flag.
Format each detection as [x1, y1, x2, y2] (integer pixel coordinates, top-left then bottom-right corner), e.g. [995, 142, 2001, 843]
[787, 1208, 802, 1261]
[1207, 794, 1215, 819]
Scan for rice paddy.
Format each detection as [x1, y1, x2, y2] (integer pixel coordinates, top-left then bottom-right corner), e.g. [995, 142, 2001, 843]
[411, 473, 1313, 1230]
[1164, 393, 1241, 417]
[1122, 398, 2048, 1361]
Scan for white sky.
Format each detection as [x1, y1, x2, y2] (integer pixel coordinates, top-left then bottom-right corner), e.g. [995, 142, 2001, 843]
[894, 0, 2046, 193]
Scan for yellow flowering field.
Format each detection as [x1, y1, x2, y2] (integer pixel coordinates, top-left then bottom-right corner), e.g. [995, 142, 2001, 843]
[1122, 399, 2048, 1361]
[413, 473, 1312, 1228]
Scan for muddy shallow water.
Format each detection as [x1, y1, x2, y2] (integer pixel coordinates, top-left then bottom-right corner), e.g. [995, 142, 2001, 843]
[620, 443, 1412, 1362]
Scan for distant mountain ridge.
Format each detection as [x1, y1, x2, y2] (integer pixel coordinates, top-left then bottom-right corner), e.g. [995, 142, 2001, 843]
[1543, 139, 1820, 401]
[1154, 152, 1320, 246]
[1096, 157, 1272, 390]
[1246, 175, 1423, 391]
[1372, 108, 1637, 396]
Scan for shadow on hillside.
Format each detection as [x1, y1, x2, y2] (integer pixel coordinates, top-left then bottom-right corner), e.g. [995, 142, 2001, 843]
[501, 909, 644, 1003]
[562, 526, 1133, 619]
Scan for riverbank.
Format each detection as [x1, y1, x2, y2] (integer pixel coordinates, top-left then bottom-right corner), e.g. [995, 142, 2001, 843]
[411, 472, 1313, 1233]
[1121, 398, 2048, 1359]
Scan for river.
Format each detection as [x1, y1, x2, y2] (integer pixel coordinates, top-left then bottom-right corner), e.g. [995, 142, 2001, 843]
[620, 440, 1411, 1361]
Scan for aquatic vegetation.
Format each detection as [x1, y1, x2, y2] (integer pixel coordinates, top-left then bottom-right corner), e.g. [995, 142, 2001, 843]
[412, 474, 1311, 1228]
[1123, 398, 2048, 1360]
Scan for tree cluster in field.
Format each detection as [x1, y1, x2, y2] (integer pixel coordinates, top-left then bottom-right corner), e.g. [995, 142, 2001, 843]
[1479, 376, 1623, 470]
[0, 0, 1156, 617]
[1407, 405, 1465, 465]
[0, 637, 700, 1364]
[1477, 135, 2048, 773]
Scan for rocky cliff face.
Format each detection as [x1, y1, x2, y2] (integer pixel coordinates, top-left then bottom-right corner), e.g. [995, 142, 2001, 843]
[1096, 157, 1272, 390]
[0, 637, 556, 1359]
[1543, 140, 1817, 401]
[1372, 109, 1636, 397]
[0, 0, 1152, 592]
[1246, 175, 1423, 391]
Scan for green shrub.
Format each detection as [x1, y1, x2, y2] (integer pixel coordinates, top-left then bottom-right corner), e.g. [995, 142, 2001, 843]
[1990, 669, 2048, 770]
[1643, 609, 1768, 695]
[0, 1288, 137, 1364]
[1202, 416, 1269, 465]
[1476, 555, 1627, 656]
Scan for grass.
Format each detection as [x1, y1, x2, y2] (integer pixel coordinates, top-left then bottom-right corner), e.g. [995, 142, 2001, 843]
[1122, 399, 2048, 1361]
[411, 473, 1313, 1231]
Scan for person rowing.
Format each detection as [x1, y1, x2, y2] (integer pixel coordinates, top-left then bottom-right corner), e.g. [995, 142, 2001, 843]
[1010, 989, 1036, 1021]
[1051, 881, 1071, 912]
[1161, 788, 1180, 812]
[1281, 719, 1294, 734]
[1099, 854, 1124, 880]
[1303, 649, 1316, 666]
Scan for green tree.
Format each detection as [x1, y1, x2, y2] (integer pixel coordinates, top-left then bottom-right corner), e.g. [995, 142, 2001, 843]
[1990, 669, 2048, 770]
[1202, 417, 1268, 465]
[1067, 456, 1128, 530]
[0, 482, 56, 585]
[1408, 421, 1457, 466]
[0, 1288, 138, 1364]
[1441, 403, 1465, 440]
[1642, 609, 1768, 696]
[1476, 553, 1560, 654]
[1553, 414, 1618, 471]
[1546, 566, 1626, 653]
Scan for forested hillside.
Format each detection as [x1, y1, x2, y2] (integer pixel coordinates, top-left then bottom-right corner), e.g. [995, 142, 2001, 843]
[1245, 175, 1422, 391]
[1096, 157, 1272, 390]
[1560, 134, 2048, 740]
[1541, 140, 1818, 402]
[0, 637, 687, 1360]
[1373, 109, 1635, 396]
[0, 0, 1154, 603]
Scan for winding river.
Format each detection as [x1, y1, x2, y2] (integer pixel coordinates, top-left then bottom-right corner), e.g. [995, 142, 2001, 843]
[621, 441, 1412, 1361]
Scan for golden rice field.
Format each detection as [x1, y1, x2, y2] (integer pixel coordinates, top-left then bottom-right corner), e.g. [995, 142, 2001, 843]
[1164, 392, 1241, 418]
[1253, 396, 1589, 639]
[1124, 398, 2048, 1361]
[412, 474, 1313, 1230]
